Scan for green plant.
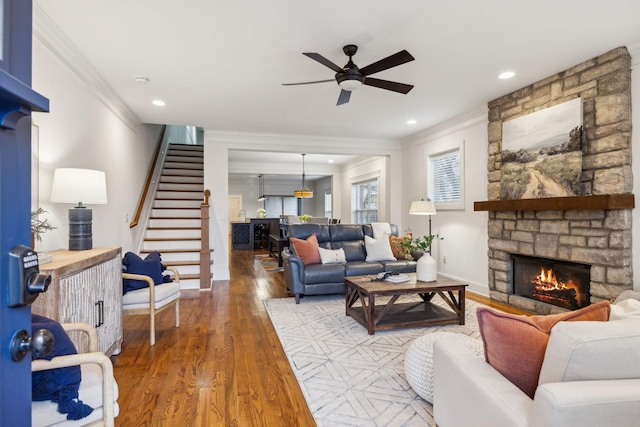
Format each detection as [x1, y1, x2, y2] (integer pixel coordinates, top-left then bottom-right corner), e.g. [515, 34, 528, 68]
[401, 229, 442, 254]
[300, 214, 311, 222]
[257, 208, 266, 215]
[31, 207, 56, 241]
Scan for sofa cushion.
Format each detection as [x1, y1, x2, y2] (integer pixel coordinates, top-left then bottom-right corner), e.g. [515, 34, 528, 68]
[318, 247, 346, 264]
[538, 317, 640, 386]
[290, 233, 321, 265]
[364, 235, 396, 262]
[610, 298, 640, 320]
[122, 251, 166, 294]
[302, 262, 346, 284]
[288, 224, 330, 243]
[344, 261, 385, 277]
[331, 240, 366, 262]
[329, 224, 365, 241]
[477, 300, 610, 398]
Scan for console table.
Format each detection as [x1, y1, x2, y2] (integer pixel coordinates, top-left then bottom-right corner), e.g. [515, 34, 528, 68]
[33, 247, 123, 356]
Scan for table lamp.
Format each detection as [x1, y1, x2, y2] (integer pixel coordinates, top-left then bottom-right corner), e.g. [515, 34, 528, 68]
[51, 168, 108, 250]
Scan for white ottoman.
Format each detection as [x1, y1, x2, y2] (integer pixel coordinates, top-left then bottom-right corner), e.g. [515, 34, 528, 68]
[404, 331, 484, 403]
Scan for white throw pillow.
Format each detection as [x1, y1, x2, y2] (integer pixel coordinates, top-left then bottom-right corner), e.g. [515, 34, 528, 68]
[318, 247, 346, 264]
[364, 235, 396, 262]
[371, 222, 392, 238]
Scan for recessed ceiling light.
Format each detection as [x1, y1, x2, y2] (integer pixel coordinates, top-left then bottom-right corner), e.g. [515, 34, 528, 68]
[499, 71, 516, 80]
[328, 159, 334, 163]
[152, 99, 165, 106]
[134, 76, 150, 85]
[407, 119, 417, 125]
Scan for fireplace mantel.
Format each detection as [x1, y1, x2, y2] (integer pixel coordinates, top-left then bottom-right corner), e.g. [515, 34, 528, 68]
[474, 194, 635, 212]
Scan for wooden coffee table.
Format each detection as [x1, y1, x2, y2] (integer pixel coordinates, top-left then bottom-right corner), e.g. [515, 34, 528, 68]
[344, 274, 468, 335]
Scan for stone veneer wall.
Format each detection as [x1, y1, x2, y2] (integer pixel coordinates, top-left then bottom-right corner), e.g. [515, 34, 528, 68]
[486, 47, 633, 314]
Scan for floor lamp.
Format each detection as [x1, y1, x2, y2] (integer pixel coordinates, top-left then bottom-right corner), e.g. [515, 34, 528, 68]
[409, 199, 437, 254]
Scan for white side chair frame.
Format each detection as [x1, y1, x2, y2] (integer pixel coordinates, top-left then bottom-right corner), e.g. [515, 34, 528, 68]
[32, 322, 116, 427]
[122, 266, 180, 346]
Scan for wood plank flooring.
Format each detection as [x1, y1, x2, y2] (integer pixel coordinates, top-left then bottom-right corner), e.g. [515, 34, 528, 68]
[112, 249, 527, 426]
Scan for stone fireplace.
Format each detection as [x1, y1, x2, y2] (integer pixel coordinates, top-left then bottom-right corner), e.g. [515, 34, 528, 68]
[477, 47, 634, 314]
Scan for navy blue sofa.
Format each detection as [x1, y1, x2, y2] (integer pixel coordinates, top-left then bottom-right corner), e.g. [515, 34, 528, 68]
[282, 223, 418, 303]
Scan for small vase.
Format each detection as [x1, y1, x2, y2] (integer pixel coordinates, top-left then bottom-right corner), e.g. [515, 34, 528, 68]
[416, 253, 437, 282]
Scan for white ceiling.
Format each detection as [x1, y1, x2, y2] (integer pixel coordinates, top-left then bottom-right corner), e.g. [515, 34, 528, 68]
[34, 1, 640, 144]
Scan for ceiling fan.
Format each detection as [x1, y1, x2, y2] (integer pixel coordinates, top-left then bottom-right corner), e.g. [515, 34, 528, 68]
[283, 44, 415, 106]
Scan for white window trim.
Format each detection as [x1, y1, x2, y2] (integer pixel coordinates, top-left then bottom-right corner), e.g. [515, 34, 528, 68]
[427, 139, 465, 210]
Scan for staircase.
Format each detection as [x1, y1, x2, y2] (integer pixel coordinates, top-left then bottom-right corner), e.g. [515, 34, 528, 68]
[140, 144, 210, 289]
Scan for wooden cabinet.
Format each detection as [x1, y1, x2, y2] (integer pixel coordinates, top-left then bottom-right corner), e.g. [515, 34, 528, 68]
[32, 247, 123, 356]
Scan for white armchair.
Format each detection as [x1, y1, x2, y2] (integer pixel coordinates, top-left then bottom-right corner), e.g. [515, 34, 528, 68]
[32, 322, 118, 427]
[122, 266, 180, 346]
[433, 317, 640, 427]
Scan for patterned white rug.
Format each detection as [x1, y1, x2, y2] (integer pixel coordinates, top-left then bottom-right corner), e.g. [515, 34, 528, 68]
[264, 294, 483, 426]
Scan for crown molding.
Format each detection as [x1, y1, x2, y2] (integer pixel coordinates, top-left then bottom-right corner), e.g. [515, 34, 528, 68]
[204, 130, 401, 155]
[33, 4, 141, 131]
[627, 39, 640, 68]
[400, 107, 487, 149]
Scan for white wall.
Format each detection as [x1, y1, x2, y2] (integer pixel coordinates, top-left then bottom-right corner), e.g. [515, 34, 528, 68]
[31, 40, 160, 254]
[401, 111, 489, 295]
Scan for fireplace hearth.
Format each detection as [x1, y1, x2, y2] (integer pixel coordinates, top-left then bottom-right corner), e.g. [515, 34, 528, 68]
[512, 255, 590, 310]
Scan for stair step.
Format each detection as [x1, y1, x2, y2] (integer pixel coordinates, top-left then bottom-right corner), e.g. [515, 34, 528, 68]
[148, 218, 201, 228]
[158, 183, 204, 191]
[164, 162, 203, 170]
[165, 155, 203, 163]
[168, 144, 203, 152]
[162, 169, 203, 177]
[143, 240, 201, 251]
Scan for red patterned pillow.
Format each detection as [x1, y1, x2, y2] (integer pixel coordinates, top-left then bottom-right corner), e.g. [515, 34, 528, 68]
[290, 233, 321, 265]
[477, 300, 610, 398]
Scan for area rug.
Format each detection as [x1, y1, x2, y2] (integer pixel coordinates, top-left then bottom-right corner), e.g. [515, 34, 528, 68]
[255, 254, 283, 272]
[264, 294, 483, 426]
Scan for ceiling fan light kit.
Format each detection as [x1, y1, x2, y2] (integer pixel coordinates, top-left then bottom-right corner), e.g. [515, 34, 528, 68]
[283, 44, 415, 106]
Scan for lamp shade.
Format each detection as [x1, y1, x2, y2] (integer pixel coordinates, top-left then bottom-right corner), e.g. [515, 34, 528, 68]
[409, 199, 436, 215]
[51, 168, 108, 205]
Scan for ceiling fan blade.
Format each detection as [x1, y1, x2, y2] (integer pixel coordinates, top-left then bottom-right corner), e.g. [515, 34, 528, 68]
[359, 50, 415, 76]
[282, 79, 335, 86]
[337, 89, 351, 106]
[303, 52, 344, 73]
[364, 77, 414, 94]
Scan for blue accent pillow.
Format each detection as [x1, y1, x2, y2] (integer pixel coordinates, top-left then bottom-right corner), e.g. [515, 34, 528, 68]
[122, 251, 171, 294]
[32, 314, 93, 420]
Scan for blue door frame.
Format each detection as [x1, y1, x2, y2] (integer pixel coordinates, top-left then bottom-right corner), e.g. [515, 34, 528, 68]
[0, 1, 49, 425]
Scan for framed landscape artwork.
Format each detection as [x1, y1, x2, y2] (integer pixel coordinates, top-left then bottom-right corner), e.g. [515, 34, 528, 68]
[500, 97, 583, 200]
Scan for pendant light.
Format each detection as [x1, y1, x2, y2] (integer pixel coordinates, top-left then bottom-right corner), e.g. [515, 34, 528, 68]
[257, 174, 265, 201]
[294, 154, 313, 198]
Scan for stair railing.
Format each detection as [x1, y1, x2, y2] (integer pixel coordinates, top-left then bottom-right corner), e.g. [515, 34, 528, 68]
[130, 125, 166, 228]
[200, 189, 213, 289]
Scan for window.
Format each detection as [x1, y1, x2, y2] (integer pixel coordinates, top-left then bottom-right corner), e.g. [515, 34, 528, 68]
[265, 196, 298, 218]
[351, 179, 378, 224]
[324, 191, 332, 218]
[428, 140, 464, 210]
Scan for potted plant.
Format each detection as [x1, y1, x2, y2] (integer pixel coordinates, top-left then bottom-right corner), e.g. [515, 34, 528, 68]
[299, 214, 311, 223]
[401, 230, 442, 282]
[31, 207, 56, 248]
[257, 208, 266, 218]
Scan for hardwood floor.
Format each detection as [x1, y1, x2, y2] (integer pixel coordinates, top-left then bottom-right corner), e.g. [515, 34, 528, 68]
[112, 249, 528, 426]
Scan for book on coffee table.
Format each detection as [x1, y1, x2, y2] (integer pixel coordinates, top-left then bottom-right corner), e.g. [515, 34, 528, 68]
[384, 274, 410, 283]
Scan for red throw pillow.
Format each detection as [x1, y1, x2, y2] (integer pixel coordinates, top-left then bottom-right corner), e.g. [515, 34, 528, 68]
[389, 234, 413, 260]
[477, 300, 610, 398]
[290, 233, 321, 265]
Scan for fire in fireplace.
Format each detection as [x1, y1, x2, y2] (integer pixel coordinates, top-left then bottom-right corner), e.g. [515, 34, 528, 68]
[512, 255, 590, 310]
